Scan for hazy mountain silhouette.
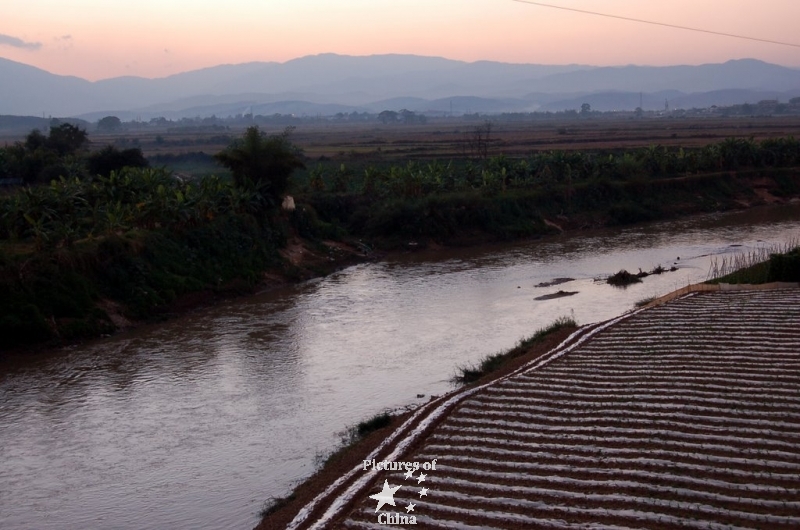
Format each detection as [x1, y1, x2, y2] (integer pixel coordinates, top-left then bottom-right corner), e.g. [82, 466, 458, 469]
[1, 54, 798, 118]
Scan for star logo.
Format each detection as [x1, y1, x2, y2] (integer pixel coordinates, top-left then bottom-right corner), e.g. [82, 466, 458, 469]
[370, 480, 402, 512]
[417, 473, 427, 484]
[406, 502, 416, 513]
[404, 469, 415, 480]
[419, 487, 429, 498]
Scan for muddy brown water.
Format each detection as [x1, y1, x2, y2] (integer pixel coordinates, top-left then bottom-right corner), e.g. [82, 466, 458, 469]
[1, 204, 799, 530]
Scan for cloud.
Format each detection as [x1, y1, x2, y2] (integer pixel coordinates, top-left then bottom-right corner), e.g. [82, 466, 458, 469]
[0, 33, 42, 50]
[54, 34, 74, 51]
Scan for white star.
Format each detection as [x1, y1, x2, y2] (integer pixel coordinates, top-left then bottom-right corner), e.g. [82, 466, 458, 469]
[369, 480, 402, 512]
[417, 473, 427, 484]
[406, 502, 416, 513]
[419, 487, 429, 497]
[404, 469, 415, 480]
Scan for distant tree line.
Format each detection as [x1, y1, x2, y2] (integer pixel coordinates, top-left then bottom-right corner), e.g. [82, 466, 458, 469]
[0, 123, 147, 185]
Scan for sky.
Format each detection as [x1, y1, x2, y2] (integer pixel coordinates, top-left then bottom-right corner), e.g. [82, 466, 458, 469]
[1, 0, 799, 81]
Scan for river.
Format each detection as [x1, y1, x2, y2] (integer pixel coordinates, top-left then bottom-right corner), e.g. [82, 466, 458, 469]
[1, 204, 799, 530]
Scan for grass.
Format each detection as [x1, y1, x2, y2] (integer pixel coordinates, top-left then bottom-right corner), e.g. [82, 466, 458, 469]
[455, 316, 578, 384]
[259, 493, 296, 519]
[312, 411, 396, 473]
[634, 295, 658, 308]
[355, 411, 393, 437]
[706, 240, 800, 284]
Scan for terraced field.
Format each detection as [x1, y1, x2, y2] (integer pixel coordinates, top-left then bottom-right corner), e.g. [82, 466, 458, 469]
[288, 288, 800, 530]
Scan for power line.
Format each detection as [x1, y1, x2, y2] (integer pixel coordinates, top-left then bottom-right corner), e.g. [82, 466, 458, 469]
[511, 0, 800, 49]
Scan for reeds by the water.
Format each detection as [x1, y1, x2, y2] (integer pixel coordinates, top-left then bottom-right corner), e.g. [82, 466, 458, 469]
[707, 239, 799, 284]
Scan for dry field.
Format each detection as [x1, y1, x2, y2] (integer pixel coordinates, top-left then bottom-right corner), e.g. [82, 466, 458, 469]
[290, 288, 800, 530]
[6, 116, 800, 163]
[291, 116, 800, 161]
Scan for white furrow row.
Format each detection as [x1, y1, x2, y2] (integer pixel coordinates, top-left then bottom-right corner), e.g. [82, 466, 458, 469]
[503, 378, 800, 393]
[453, 406, 800, 433]
[522, 368, 800, 380]
[414, 456, 799, 494]
[450, 405, 800, 435]
[577, 343, 800, 351]
[390, 489, 790, 530]
[554, 356, 800, 366]
[440, 419, 800, 450]
[389, 461, 800, 502]
[426, 433, 800, 464]
[348, 506, 645, 530]
[471, 393, 800, 411]
[483, 386, 800, 403]
[463, 400, 800, 425]
[421, 443, 800, 478]
[445, 416, 800, 442]
[464, 396, 800, 419]
[422, 474, 800, 515]
[580, 338, 800, 350]
[596, 318, 799, 328]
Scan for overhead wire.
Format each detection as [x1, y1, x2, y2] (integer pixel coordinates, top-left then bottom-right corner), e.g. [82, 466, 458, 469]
[511, 0, 800, 49]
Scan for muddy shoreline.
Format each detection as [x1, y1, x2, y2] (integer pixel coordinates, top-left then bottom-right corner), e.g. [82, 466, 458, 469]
[253, 326, 577, 530]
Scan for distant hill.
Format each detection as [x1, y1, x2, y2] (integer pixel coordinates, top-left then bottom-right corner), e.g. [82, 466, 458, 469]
[0, 115, 90, 133]
[0, 54, 798, 119]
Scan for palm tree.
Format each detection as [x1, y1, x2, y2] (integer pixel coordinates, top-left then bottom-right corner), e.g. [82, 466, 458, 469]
[215, 126, 305, 208]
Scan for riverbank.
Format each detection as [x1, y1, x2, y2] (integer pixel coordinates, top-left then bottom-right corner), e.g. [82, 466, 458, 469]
[262, 285, 800, 529]
[254, 323, 579, 530]
[2, 167, 798, 356]
[3, 205, 800, 530]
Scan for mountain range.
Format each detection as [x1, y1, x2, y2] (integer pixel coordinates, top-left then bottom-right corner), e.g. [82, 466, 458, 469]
[1, 54, 799, 120]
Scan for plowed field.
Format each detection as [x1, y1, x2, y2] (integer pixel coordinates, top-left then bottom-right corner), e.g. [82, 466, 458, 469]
[289, 288, 800, 530]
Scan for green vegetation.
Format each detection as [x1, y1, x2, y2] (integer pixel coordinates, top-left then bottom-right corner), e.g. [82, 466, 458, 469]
[292, 137, 800, 246]
[455, 316, 578, 384]
[2, 125, 800, 351]
[607, 269, 644, 287]
[707, 243, 800, 284]
[215, 126, 304, 207]
[0, 126, 303, 351]
[634, 295, 658, 308]
[342, 411, 392, 445]
[1, 123, 149, 185]
[259, 493, 296, 519]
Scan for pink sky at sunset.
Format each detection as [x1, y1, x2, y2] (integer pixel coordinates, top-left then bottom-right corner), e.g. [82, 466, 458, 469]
[1, 0, 798, 81]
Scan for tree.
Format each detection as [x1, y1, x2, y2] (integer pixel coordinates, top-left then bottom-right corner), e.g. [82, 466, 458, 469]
[463, 121, 492, 160]
[214, 126, 304, 207]
[24, 129, 48, 151]
[47, 123, 89, 156]
[580, 103, 592, 116]
[97, 116, 122, 132]
[378, 110, 398, 124]
[87, 146, 149, 177]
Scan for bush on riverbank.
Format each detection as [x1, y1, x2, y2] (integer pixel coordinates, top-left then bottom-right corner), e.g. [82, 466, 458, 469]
[455, 316, 578, 384]
[708, 245, 800, 285]
[0, 212, 286, 350]
[0, 127, 306, 351]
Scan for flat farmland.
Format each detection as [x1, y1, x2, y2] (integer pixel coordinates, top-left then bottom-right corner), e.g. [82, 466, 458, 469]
[6, 116, 800, 164]
[290, 288, 800, 530]
[291, 116, 800, 161]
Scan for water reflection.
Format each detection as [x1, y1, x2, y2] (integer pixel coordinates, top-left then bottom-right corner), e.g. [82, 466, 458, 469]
[1, 204, 799, 529]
